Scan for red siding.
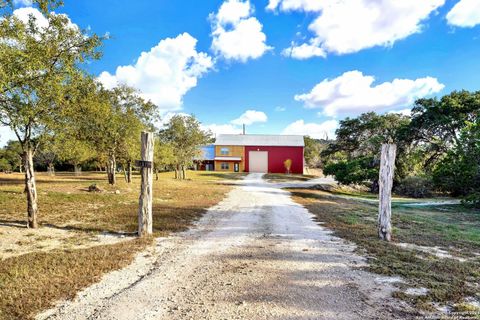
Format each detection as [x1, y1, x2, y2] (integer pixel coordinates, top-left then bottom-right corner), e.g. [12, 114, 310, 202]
[245, 146, 304, 174]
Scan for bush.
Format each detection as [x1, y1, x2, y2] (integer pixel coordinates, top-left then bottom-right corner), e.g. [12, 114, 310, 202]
[395, 176, 434, 198]
[0, 158, 12, 172]
[463, 192, 480, 209]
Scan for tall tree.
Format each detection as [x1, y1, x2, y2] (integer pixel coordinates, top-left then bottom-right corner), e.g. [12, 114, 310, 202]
[322, 112, 410, 192]
[1, 140, 23, 172]
[304, 136, 327, 168]
[75, 84, 157, 185]
[159, 115, 210, 180]
[153, 138, 175, 180]
[0, 2, 102, 227]
[409, 91, 480, 201]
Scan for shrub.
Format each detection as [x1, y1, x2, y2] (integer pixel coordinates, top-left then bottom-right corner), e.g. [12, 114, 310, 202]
[284, 159, 292, 174]
[463, 192, 480, 209]
[0, 158, 12, 172]
[395, 176, 434, 198]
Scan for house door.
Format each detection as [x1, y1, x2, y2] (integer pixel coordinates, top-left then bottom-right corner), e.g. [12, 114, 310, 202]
[249, 151, 268, 173]
[234, 163, 239, 172]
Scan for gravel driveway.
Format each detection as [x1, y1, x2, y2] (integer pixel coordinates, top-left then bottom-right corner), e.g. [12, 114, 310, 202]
[39, 173, 409, 320]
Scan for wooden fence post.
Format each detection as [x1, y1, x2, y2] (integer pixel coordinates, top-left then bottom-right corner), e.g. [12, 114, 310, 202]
[138, 132, 154, 237]
[378, 144, 397, 241]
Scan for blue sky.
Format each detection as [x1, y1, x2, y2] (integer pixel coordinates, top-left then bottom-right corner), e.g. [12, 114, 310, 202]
[1, 0, 480, 145]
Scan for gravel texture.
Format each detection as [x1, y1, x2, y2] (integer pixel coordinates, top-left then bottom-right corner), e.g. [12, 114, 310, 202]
[38, 173, 411, 320]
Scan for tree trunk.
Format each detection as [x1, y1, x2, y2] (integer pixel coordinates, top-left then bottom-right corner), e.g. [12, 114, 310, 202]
[138, 132, 154, 237]
[23, 149, 38, 228]
[123, 166, 128, 183]
[175, 165, 179, 180]
[74, 164, 81, 176]
[19, 159, 23, 173]
[182, 165, 187, 180]
[155, 169, 159, 181]
[378, 144, 397, 242]
[127, 160, 132, 183]
[47, 163, 55, 176]
[107, 155, 116, 185]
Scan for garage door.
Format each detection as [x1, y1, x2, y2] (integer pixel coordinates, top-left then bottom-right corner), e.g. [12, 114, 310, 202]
[249, 151, 268, 173]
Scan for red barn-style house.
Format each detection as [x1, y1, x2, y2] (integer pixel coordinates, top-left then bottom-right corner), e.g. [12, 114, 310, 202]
[213, 134, 304, 174]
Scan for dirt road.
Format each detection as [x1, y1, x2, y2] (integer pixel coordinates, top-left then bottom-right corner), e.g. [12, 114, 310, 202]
[40, 173, 409, 320]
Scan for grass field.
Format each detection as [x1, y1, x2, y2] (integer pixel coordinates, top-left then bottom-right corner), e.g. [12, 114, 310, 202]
[0, 170, 237, 320]
[289, 187, 480, 313]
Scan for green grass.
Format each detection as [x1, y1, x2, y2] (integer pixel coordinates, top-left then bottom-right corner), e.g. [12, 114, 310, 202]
[288, 188, 480, 311]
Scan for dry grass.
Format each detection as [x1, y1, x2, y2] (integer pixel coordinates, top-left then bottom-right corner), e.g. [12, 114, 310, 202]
[0, 238, 151, 320]
[289, 188, 480, 312]
[0, 170, 236, 320]
[0, 171, 234, 235]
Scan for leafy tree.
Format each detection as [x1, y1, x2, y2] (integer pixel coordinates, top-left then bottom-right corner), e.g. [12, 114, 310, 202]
[33, 136, 57, 175]
[1, 140, 23, 172]
[0, 156, 11, 171]
[408, 91, 480, 203]
[153, 138, 175, 180]
[74, 84, 157, 185]
[0, 2, 102, 227]
[408, 91, 480, 169]
[322, 112, 410, 192]
[432, 120, 480, 198]
[55, 134, 94, 175]
[304, 136, 327, 168]
[159, 115, 210, 180]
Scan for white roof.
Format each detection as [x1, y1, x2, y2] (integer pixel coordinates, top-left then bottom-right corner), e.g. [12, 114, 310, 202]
[215, 134, 304, 147]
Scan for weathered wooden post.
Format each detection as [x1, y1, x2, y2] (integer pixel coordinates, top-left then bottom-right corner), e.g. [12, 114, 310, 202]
[378, 144, 397, 241]
[138, 132, 154, 237]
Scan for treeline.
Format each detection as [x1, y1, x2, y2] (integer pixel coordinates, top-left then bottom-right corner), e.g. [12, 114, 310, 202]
[320, 90, 480, 208]
[0, 1, 211, 228]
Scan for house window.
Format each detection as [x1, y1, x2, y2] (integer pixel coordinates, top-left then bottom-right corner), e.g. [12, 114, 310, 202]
[220, 147, 229, 155]
[221, 162, 229, 170]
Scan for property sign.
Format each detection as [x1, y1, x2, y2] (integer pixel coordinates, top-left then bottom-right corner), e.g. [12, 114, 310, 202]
[135, 160, 152, 169]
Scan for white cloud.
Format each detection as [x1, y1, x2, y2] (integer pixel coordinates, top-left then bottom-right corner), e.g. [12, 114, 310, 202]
[202, 109, 268, 136]
[10, 7, 79, 39]
[210, 0, 272, 62]
[98, 33, 213, 112]
[202, 123, 243, 136]
[275, 106, 286, 112]
[447, 0, 480, 27]
[282, 42, 326, 59]
[13, 0, 33, 6]
[295, 71, 444, 117]
[231, 110, 268, 125]
[269, 0, 445, 58]
[12, 7, 51, 29]
[0, 126, 17, 147]
[388, 108, 412, 116]
[282, 119, 339, 140]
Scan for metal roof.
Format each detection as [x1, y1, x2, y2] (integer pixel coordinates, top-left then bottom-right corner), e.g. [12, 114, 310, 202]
[215, 134, 304, 147]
